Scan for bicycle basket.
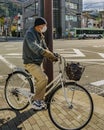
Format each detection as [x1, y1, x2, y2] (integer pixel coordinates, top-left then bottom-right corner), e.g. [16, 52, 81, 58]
[65, 62, 85, 81]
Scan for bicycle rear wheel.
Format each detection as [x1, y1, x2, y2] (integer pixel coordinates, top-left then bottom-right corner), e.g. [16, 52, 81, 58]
[5, 71, 34, 110]
[48, 82, 93, 130]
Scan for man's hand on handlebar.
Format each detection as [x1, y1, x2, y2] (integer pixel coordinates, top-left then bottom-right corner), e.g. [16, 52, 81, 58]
[43, 49, 58, 62]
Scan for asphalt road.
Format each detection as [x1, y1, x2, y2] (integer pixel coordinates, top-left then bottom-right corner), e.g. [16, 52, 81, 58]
[0, 39, 104, 95]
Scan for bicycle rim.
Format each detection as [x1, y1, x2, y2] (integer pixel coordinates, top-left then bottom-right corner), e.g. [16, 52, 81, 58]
[5, 71, 33, 110]
[48, 82, 93, 130]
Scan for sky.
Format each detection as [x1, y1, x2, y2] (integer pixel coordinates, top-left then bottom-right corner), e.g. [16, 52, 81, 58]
[84, 0, 104, 4]
[83, 0, 104, 10]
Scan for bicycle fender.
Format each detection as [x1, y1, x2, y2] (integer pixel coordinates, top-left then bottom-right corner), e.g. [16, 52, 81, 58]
[8, 67, 31, 77]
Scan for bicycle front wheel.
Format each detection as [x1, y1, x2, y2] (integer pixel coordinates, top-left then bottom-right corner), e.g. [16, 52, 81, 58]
[48, 82, 93, 130]
[5, 71, 34, 110]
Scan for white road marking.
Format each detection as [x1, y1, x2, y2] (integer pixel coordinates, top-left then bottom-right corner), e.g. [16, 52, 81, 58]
[91, 80, 104, 86]
[66, 59, 104, 62]
[93, 45, 104, 47]
[98, 53, 104, 58]
[5, 56, 21, 58]
[58, 49, 85, 57]
[0, 55, 26, 82]
[56, 49, 75, 54]
[66, 59, 104, 65]
[0, 86, 4, 90]
[80, 49, 99, 54]
[5, 53, 22, 58]
[80, 49, 104, 59]
[6, 48, 18, 50]
[6, 53, 21, 56]
[0, 55, 16, 69]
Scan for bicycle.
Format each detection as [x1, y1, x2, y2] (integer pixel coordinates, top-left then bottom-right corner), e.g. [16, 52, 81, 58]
[4, 54, 94, 130]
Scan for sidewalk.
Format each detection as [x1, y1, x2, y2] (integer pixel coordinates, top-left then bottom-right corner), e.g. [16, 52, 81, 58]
[0, 86, 104, 130]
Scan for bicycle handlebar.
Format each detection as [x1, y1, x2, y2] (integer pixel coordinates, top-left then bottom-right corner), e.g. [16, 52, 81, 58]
[54, 53, 66, 65]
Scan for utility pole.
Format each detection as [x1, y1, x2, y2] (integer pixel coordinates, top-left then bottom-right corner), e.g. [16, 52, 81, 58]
[44, 0, 53, 83]
[40, 0, 44, 17]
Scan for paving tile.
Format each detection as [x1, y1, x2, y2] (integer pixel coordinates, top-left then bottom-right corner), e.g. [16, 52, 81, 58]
[0, 85, 104, 130]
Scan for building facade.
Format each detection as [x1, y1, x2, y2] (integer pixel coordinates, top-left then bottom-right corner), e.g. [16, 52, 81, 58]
[81, 11, 104, 29]
[22, 0, 82, 38]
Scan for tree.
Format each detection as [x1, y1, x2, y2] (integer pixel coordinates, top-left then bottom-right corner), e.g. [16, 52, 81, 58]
[0, 17, 5, 26]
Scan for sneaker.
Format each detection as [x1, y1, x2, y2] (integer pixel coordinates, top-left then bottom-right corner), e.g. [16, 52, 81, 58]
[31, 100, 46, 110]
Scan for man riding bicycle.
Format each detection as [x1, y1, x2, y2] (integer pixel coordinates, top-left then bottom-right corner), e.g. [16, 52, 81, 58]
[22, 17, 58, 110]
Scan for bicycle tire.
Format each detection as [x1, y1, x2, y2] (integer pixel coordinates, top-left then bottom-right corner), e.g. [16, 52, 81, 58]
[48, 82, 93, 130]
[5, 71, 34, 111]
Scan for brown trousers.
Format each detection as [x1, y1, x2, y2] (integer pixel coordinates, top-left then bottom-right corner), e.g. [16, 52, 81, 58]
[24, 63, 48, 100]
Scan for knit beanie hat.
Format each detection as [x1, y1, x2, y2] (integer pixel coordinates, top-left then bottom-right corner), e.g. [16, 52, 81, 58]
[34, 17, 47, 27]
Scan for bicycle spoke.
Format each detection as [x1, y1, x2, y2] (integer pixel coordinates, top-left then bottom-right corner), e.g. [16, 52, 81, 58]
[48, 83, 93, 130]
[5, 71, 33, 110]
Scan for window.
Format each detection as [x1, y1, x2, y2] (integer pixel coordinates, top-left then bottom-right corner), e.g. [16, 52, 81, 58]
[35, 2, 39, 14]
[25, 2, 39, 15]
[65, 15, 70, 21]
[65, 15, 77, 22]
[70, 3, 77, 9]
[65, 1, 78, 10]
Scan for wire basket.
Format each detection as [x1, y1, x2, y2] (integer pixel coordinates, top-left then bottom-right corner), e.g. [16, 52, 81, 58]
[65, 62, 85, 81]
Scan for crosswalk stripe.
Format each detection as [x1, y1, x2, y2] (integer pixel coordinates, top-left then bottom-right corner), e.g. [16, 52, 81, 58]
[6, 53, 21, 56]
[0, 86, 4, 89]
[91, 80, 104, 86]
[57, 49, 85, 57]
[98, 53, 104, 58]
[66, 59, 104, 62]
[0, 55, 16, 69]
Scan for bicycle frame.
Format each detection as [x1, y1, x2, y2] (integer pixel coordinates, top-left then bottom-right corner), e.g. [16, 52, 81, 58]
[44, 71, 73, 107]
[45, 72, 63, 97]
[44, 55, 72, 104]
[44, 55, 75, 108]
